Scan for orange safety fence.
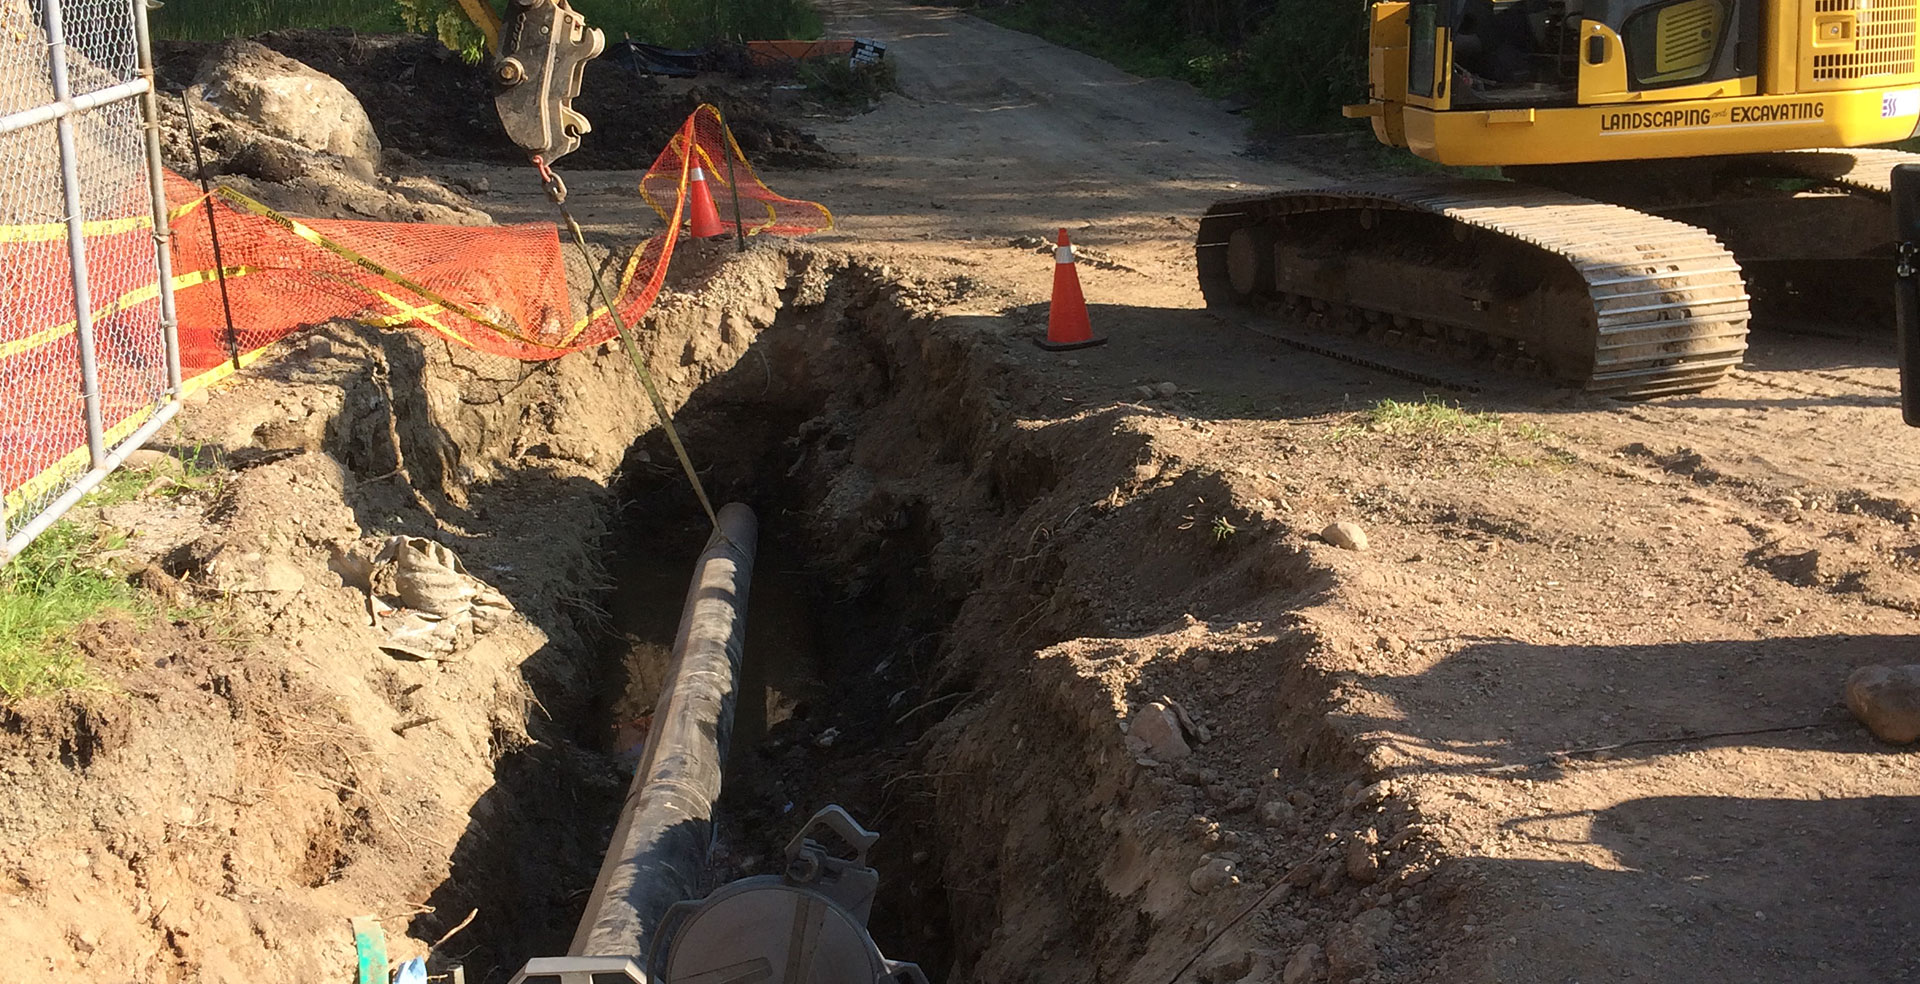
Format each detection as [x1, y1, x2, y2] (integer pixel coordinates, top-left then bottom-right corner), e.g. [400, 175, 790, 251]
[2, 104, 831, 505]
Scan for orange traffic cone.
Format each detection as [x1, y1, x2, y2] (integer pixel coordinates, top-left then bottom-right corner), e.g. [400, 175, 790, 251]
[687, 165, 727, 239]
[1038, 228, 1105, 351]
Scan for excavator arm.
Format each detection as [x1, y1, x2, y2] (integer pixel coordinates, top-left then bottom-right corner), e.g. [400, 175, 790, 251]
[453, 0, 604, 164]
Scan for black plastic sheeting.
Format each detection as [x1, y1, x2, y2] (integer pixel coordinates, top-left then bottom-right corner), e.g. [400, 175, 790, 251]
[607, 39, 706, 78]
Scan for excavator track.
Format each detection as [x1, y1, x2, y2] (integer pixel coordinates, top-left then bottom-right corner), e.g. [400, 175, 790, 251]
[1761, 147, 1920, 195]
[1708, 148, 1920, 338]
[1197, 177, 1751, 399]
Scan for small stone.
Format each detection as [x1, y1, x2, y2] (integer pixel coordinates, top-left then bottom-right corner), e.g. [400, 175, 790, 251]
[1156, 381, 1180, 397]
[1345, 834, 1380, 884]
[1135, 385, 1157, 400]
[1288, 790, 1316, 811]
[304, 334, 334, 359]
[1282, 943, 1323, 984]
[1326, 910, 1393, 982]
[1189, 856, 1239, 894]
[1323, 521, 1369, 552]
[1347, 780, 1392, 810]
[123, 449, 180, 474]
[1311, 861, 1343, 897]
[1129, 702, 1192, 760]
[1258, 800, 1297, 829]
[1845, 664, 1920, 742]
[1065, 359, 1081, 368]
[1198, 944, 1256, 983]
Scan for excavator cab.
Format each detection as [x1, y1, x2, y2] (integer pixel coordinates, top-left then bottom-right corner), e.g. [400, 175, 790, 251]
[1355, 0, 1920, 165]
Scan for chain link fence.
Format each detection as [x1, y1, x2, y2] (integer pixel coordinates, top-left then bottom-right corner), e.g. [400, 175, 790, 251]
[0, 0, 181, 562]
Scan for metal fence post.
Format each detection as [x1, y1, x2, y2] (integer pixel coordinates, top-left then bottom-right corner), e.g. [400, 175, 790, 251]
[42, 0, 109, 470]
[132, 0, 183, 399]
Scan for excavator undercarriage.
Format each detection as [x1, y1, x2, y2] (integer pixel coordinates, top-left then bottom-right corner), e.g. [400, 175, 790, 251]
[1201, 0, 1920, 396]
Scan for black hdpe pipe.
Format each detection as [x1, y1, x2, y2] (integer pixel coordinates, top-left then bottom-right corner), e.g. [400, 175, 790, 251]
[569, 503, 757, 960]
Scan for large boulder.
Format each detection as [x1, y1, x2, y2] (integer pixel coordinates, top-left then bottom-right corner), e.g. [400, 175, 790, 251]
[1846, 664, 1920, 743]
[195, 40, 381, 170]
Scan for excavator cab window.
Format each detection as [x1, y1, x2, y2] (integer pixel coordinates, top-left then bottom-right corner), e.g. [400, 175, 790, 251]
[1409, 0, 1440, 98]
[1450, 0, 1578, 106]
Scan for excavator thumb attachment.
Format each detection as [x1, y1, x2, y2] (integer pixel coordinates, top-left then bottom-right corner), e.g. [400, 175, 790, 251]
[1893, 164, 1920, 426]
[491, 0, 604, 163]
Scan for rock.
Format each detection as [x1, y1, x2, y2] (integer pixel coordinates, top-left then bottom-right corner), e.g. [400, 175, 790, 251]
[1845, 664, 1920, 743]
[196, 40, 381, 168]
[1156, 381, 1180, 397]
[1311, 860, 1343, 897]
[1135, 385, 1156, 400]
[1288, 790, 1316, 811]
[1282, 943, 1324, 984]
[1258, 800, 1297, 829]
[1325, 910, 1393, 982]
[1322, 521, 1369, 552]
[1199, 944, 1256, 983]
[1128, 701, 1192, 761]
[123, 449, 180, 474]
[1345, 832, 1380, 884]
[1347, 780, 1392, 810]
[224, 138, 305, 182]
[450, 174, 490, 194]
[1189, 857, 1239, 894]
[304, 334, 334, 360]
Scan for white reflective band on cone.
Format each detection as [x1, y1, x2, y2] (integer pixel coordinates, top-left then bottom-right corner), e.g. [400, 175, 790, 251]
[692, 166, 707, 181]
[1056, 245, 1074, 264]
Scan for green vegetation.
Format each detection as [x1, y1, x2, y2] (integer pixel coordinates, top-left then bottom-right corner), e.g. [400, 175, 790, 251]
[1327, 397, 1573, 470]
[799, 57, 898, 108]
[154, 0, 822, 55]
[154, 0, 404, 41]
[0, 449, 224, 701]
[0, 521, 128, 699]
[970, 0, 1367, 132]
[1361, 397, 1503, 436]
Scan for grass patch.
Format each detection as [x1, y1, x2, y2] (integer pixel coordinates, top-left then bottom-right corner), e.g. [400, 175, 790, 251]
[798, 57, 898, 109]
[1327, 397, 1573, 472]
[1333, 397, 1503, 439]
[156, 0, 822, 54]
[154, 0, 405, 41]
[0, 522, 132, 699]
[1331, 397, 1560, 443]
[0, 448, 223, 700]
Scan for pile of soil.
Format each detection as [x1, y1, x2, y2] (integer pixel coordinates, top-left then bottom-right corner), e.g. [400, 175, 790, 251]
[155, 30, 838, 171]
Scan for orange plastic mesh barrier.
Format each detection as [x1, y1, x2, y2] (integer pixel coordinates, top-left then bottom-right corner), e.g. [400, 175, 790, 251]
[1, 104, 830, 500]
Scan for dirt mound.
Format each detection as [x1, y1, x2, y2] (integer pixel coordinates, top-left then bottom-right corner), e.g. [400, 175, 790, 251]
[156, 31, 837, 172]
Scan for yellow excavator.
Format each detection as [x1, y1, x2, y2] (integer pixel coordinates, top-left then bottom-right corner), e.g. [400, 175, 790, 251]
[1198, 0, 1920, 397]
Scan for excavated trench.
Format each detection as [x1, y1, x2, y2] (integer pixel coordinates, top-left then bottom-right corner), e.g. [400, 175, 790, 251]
[505, 249, 1393, 983]
[161, 245, 1390, 984]
[589, 261, 993, 977]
